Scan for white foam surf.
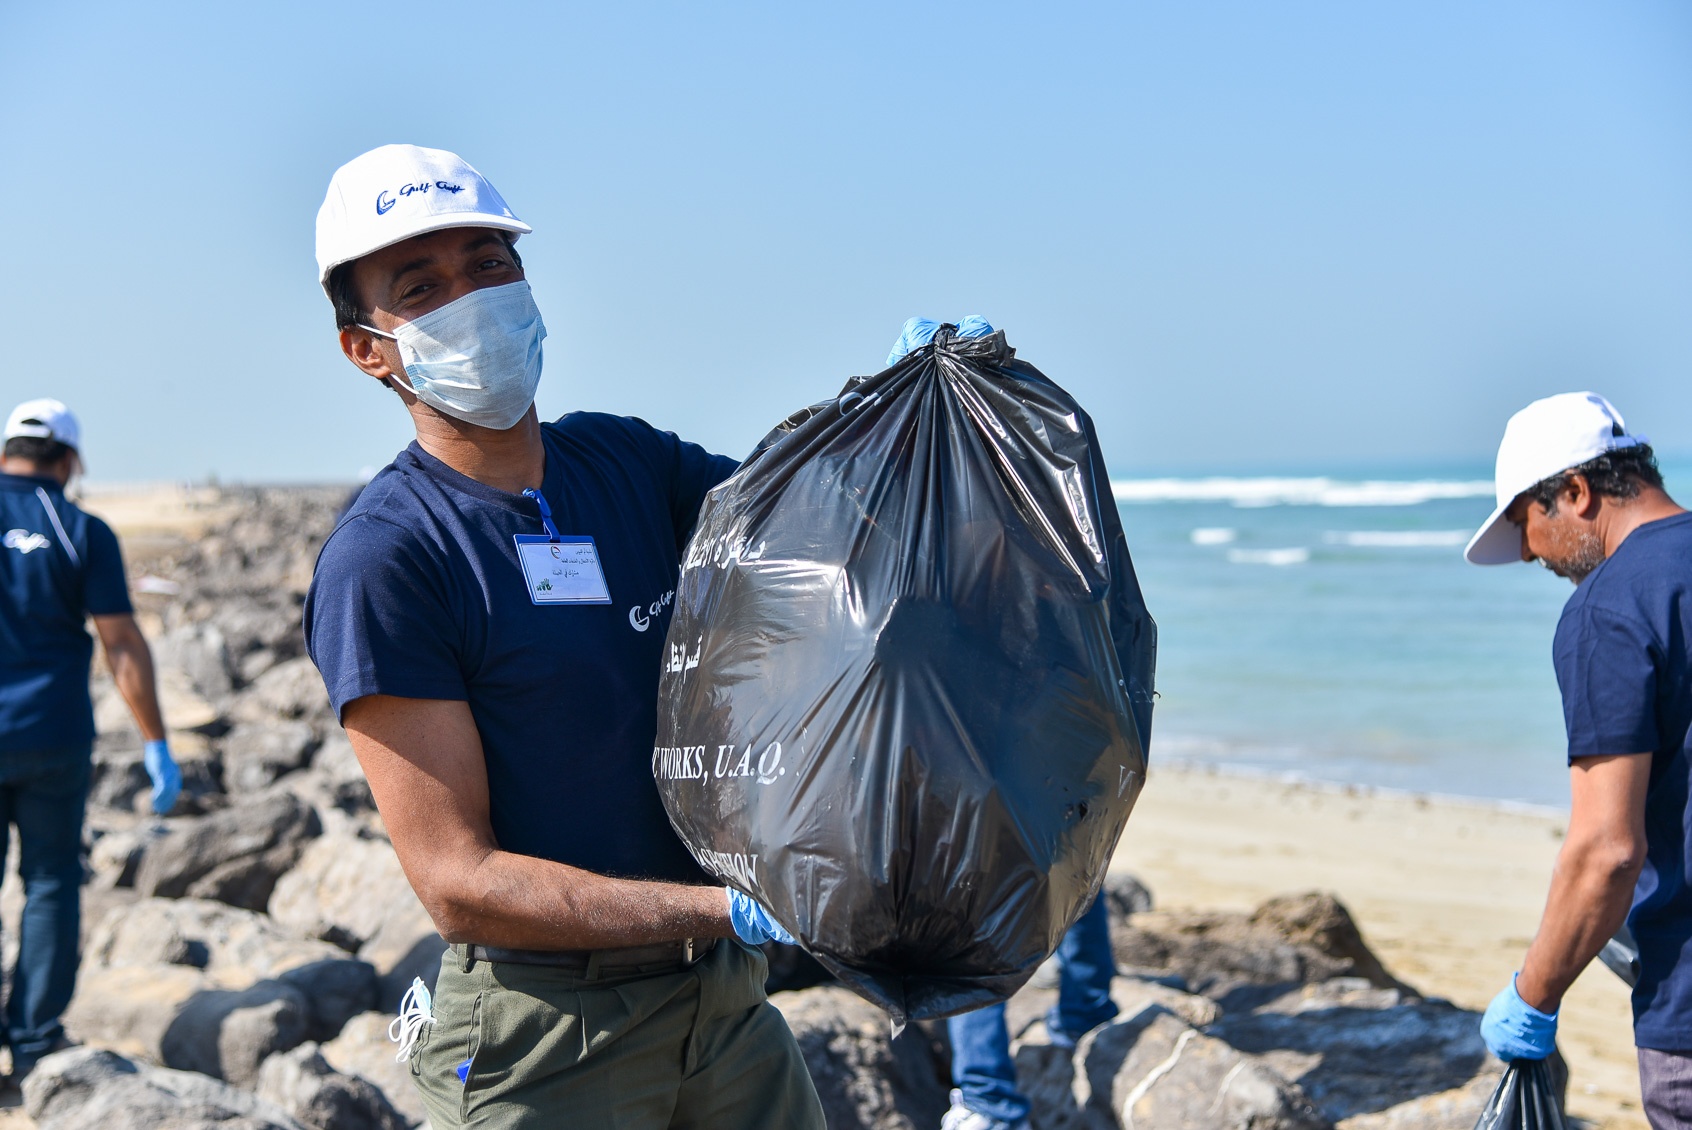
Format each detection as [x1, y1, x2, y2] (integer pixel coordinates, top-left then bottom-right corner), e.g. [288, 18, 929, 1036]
[1323, 530, 1471, 548]
[1227, 547, 1310, 566]
[1111, 477, 1493, 508]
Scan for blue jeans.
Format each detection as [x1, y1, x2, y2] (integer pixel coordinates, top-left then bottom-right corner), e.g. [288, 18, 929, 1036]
[948, 895, 1118, 1124]
[0, 748, 89, 1064]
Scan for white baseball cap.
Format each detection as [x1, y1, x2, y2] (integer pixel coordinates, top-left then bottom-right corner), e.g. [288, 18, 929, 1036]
[4, 398, 81, 451]
[314, 144, 532, 294]
[1465, 392, 1646, 565]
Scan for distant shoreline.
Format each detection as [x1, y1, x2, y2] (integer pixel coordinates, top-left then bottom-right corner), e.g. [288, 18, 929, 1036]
[79, 479, 361, 496]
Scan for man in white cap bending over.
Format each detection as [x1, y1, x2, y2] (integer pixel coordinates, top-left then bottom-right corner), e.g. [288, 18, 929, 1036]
[0, 399, 178, 1085]
[1469, 393, 1692, 1124]
[303, 145, 822, 1128]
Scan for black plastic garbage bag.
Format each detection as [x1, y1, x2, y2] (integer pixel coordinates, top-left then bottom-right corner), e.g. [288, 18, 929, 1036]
[1474, 1060, 1568, 1130]
[653, 326, 1156, 1022]
[1598, 923, 1641, 987]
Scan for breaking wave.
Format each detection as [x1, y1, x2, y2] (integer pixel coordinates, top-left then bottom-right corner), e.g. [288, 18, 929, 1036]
[1111, 477, 1493, 508]
[1323, 530, 1471, 548]
[1227, 547, 1311, 566]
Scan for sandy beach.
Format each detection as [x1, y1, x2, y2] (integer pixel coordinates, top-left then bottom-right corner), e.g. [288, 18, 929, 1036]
[1116, 764, 1645, 1129]
[77, 481, 245, 544]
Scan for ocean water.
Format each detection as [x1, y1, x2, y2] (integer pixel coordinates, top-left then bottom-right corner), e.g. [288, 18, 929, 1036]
[1113, 465, 1692, 808]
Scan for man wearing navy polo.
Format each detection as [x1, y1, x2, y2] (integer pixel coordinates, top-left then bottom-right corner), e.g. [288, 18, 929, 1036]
[1470, 393, 1692, 1126]
[303, 145, 822, 1128]
[0, 398, 178, 1086]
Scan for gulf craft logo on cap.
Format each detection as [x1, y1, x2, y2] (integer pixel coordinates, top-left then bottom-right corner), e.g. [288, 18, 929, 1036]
[316, 144, 532, 292]
[375, 180, 466, 216]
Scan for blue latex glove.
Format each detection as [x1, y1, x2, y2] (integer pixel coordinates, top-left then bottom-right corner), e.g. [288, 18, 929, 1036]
[143, 739, 182, 815]
[1480, 975, 1559, 1061]
[886, 315, 996, 366]
[726, 889, 796, 946]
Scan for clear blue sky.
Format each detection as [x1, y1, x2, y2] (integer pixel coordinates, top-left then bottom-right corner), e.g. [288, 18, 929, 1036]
[4, 1, 1688, 482]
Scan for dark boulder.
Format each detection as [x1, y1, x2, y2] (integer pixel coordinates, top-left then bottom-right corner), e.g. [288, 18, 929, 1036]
[256, 1043, 412, 1130]
[771, 985, 948, 1130]
[23, 1045, 304, 1130]
[134, 791, 321, 911]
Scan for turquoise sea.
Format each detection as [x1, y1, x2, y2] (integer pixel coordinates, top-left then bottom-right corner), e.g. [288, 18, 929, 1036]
[1113, 463, 1692, 808]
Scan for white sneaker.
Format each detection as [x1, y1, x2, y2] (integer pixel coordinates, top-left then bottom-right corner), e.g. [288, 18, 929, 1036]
[939, 1089, 1031, 1130]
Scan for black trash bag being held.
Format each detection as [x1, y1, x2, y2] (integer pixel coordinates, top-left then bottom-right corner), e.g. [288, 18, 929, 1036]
[1474, 1060, 1568, 1130]
[653, 327, 1156, 1022]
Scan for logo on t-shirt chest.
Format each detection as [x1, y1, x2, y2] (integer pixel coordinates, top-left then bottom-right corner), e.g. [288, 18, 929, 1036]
[3, 530, 51, 555]
[628, 588, 675, 632]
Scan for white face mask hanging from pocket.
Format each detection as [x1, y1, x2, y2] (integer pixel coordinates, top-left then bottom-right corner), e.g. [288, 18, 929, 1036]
[389, 976, 436, 1062]
[362, 280, 547, 431]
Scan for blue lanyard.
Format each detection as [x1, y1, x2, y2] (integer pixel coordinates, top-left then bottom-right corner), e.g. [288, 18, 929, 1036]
[521, 488, 563, 542]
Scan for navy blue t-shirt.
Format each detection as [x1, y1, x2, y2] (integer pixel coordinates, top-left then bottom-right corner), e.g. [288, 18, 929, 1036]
[304, 413, 738, 884]
[0, 473, 133, 753]
[1553, 511, 1692, 1048]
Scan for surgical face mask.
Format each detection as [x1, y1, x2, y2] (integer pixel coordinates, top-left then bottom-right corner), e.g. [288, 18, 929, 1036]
[361, 280, 546, 431]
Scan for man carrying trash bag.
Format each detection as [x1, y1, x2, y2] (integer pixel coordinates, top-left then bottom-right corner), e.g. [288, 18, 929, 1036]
[1467, 393, 1692, 1126]
[303, 144, 822, 1129]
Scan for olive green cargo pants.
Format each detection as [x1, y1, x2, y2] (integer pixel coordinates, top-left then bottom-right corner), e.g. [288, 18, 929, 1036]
[410, 938, 824, 1129]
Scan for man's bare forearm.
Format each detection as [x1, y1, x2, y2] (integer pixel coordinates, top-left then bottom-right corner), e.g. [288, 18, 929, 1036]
[1516, 832, 1642, 1012]
[344, 694, 737, 952]
[108, 638, 166, 742]
[427, 848, 732, 950]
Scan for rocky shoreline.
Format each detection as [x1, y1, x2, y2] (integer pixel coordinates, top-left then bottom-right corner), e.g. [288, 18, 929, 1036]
[17, 487, 1532, 1129]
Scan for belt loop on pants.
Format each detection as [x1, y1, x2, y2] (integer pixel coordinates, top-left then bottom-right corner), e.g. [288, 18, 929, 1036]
[584, 950, 603, 982]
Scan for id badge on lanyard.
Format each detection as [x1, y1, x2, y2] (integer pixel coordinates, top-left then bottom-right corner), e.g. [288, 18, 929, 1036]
[514, 489, 611, 606]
